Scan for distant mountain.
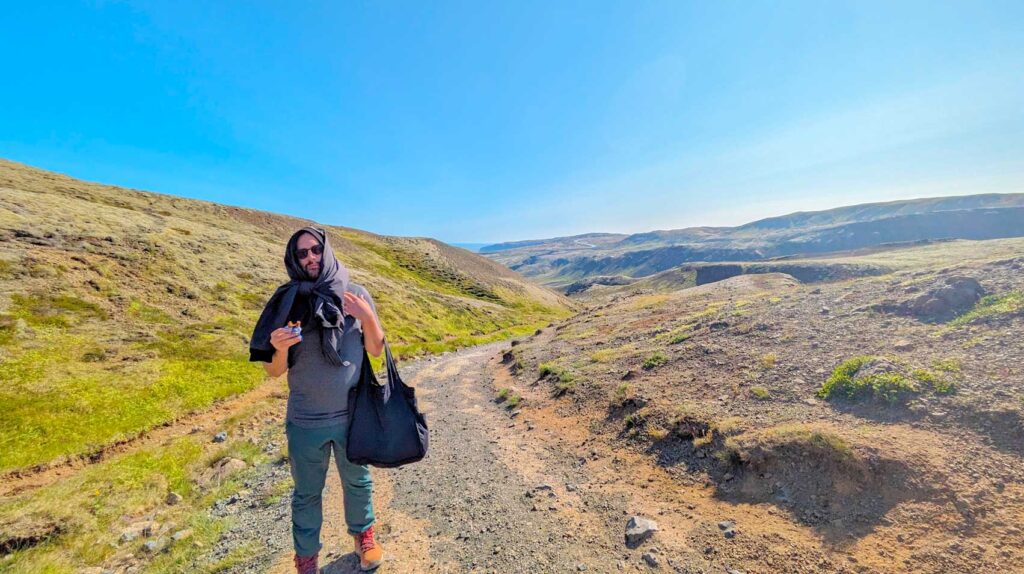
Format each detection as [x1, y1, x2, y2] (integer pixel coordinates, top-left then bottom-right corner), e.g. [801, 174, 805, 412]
[481, 194, 1024, 288]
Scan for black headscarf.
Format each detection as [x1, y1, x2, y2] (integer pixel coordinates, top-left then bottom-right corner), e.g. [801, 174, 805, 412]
[249, 226, 350, 367]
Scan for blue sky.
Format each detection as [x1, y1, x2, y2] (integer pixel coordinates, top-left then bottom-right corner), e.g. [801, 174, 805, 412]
[2, 1, 1022, 244]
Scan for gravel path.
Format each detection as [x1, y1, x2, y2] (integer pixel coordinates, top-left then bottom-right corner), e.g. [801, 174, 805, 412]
[209, 342, 648, 574]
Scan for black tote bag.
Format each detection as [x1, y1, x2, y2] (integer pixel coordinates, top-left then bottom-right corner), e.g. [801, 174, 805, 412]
[346, 340, 429, 467]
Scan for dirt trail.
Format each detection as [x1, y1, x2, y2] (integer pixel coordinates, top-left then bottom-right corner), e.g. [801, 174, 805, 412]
[247, 340, 849, 573]
[263, 343, 631, 573]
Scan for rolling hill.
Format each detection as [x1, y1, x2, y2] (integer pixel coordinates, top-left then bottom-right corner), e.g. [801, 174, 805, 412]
[482, 194, 1024, 288]
[0, 158, 572, 475]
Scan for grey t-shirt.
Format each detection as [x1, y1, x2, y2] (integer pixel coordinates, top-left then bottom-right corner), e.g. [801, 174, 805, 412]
[286, 283, 378, 428]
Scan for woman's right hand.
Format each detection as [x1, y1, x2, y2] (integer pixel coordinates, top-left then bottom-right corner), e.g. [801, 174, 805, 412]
[270, 327, 302, 352]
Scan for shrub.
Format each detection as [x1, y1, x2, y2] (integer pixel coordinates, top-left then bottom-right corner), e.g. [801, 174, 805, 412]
[759, 353, 777, 369]
[932, 358, 962, 373]
[642, 352, 668, 371]
[750, 386, 771, 400]
[817, 356, 874, 400]
[553, 380, 576, 397]
[614, 382, 631, 402]
[817, 356, 920, 405]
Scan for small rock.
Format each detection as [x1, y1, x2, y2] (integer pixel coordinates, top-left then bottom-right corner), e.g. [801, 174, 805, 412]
[718, 520, 735, 530]
[141, 537, 168, 553]
[166, 492, 183, 505]
[892, 339, 914, 351]
[641, 552, 659, 567]
[171, 529, 193, 542]
[625, 516, 659, 548]
[213, 431, 228, 443]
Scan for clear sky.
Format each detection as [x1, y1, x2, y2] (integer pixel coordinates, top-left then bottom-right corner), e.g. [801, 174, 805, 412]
[2, 1, 1022, 244]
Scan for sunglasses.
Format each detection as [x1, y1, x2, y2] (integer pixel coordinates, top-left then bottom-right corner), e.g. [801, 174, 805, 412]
[295, 244, 324, 260]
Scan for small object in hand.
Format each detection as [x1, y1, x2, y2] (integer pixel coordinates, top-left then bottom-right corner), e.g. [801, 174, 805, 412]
[287, 321, 303, 342]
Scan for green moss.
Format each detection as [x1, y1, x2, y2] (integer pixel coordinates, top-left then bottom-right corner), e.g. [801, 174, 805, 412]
[932, 358, 962, 373]
[641, 352, 668, 371]
[0, 313, 16, 345]
[538, 362, 574, 383]
[127, 298, 173, 323]
[750, 386, 771, 400]
[817, 356, 874, 400]
[10, 292, 108, 327]
[952, 290, 1024, 325]
[554, 379, 576, 396]
[0, 355, 264, 473]
[817, 356, 920, 405]
[865, 372, 920, 405]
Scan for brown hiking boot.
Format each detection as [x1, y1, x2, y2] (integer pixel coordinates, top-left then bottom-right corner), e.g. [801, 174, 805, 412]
[352, 525, 384, 571]
[293, 552, 318, 574]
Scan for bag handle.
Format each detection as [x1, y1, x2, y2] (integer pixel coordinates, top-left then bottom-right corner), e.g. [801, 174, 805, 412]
[382, 337, 400, 387]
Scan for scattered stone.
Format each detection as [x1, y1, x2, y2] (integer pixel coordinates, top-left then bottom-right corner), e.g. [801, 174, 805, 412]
[165, 492, 183, 505]
[892, 339, 914, 351]
[141, 537, 168, 553]
[171, 529, 193, 542]
[213, 431, 228, 443]
[625, 516, 659, 548]
[198, 457, 247, 486]
[718, 521, 735, 531]
[641, 552, 659, 567]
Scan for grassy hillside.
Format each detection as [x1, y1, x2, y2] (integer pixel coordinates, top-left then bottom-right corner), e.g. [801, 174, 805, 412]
[0, 158, 571, 475]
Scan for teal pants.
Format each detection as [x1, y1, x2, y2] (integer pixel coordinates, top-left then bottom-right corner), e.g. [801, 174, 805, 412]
[285, 420, 375, 557]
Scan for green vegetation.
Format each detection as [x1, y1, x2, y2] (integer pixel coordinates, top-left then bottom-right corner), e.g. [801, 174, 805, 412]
[721, 424, 856, 469]
[759, 352, 777, 369]
[750, 386, 771, 400]
[589, 342, 635, 363]
[0, 313, 16, 345]
[614, 382, 632, 402]
[951, 290, 1023, 325]
[0, 336, 265, 472]
[668, 330, 692, 344]
[496, 387, 521, 408]
[0, 419, 268, 573]
[624, 412, 645, 429]
[641, 352, 668, 370]
[816, 356, 921, 405]
[538, 362, 574, 383]
[911, 368, 957, 395]
[10, 292, 108, 327]
[932, 358, 962, 373]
